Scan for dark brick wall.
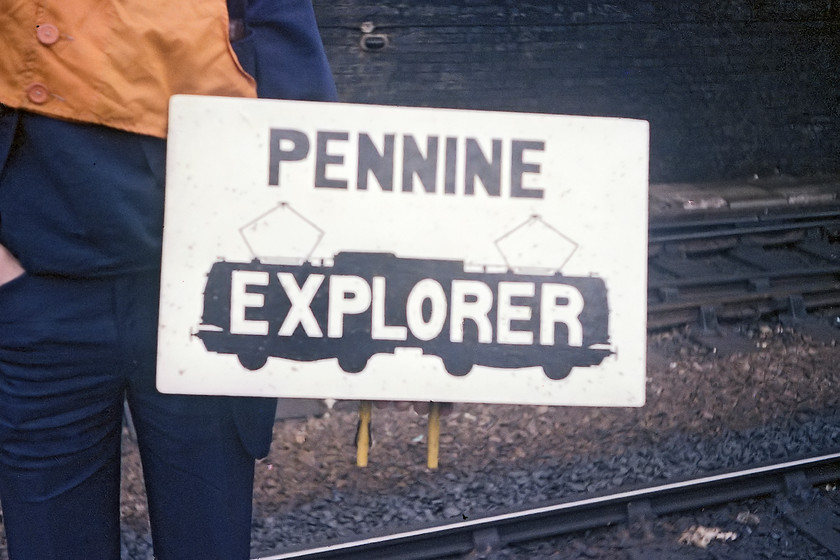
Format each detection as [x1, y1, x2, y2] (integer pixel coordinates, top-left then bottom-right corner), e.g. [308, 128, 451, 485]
[311, 1, 839, 183]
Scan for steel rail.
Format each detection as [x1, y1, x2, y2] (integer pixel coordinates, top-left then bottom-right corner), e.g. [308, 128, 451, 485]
[255, 452, 840, 560]
[647, 265, 840, 289]
[649, 215, 840, 244]
[647, 283, 840, 327]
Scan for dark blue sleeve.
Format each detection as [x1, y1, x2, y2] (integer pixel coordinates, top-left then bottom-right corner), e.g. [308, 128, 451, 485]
[233, 0, 338, 102]
[227, 0, 335, 459]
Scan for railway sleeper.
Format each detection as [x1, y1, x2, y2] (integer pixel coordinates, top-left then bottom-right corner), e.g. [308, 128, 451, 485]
[778, 295, 840, 343]
[627, 500, 656, 543]
[688, 306, 754, 355]
[463, 528, 502, 560]
[777, 471, 840, 557]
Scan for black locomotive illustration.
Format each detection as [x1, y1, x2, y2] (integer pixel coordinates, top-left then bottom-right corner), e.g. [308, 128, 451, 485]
[196, 252, 611, 379]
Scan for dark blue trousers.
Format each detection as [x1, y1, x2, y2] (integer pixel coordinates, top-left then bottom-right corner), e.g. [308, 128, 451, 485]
[0, 106, 272, 559]
[0, 271, 256, 560]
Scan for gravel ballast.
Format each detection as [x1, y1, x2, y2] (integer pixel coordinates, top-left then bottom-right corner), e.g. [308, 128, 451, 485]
[1, 320, 839, 559]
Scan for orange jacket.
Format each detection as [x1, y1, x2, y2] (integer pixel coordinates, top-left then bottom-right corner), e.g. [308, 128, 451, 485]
[0, 0, 257, 138]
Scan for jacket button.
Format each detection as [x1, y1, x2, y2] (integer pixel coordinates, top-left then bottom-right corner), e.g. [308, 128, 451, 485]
[36, 23, 60, 45]
[27, 83, 50, 104]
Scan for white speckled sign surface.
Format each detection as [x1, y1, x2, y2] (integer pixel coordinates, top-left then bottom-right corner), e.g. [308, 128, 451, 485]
[158, 95, 649, 406]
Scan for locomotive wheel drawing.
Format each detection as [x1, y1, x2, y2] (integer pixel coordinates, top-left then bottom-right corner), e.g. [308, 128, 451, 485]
[337, 354, 370, 374]
[543, 364, 573, 380]
[238, 353, 268, 371]
[442, 355, 474, 377]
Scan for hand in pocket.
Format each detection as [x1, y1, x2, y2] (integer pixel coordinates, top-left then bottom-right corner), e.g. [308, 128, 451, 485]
[0, 243, 24, 287]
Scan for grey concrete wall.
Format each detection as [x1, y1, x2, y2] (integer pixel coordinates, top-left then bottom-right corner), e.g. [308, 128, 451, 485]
[312, 1, 840, 183]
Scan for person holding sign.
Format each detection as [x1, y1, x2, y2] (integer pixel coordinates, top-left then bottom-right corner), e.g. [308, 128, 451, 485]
[0, 1, 336, 558]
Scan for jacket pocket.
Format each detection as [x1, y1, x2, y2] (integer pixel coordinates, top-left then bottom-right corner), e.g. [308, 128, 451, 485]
[138, 135, 167, 191]
[230, 29, 257, 81]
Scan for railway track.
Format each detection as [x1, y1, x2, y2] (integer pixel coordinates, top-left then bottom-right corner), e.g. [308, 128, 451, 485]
[256, 452, 840, 560]
[647, 176, 840, 333]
